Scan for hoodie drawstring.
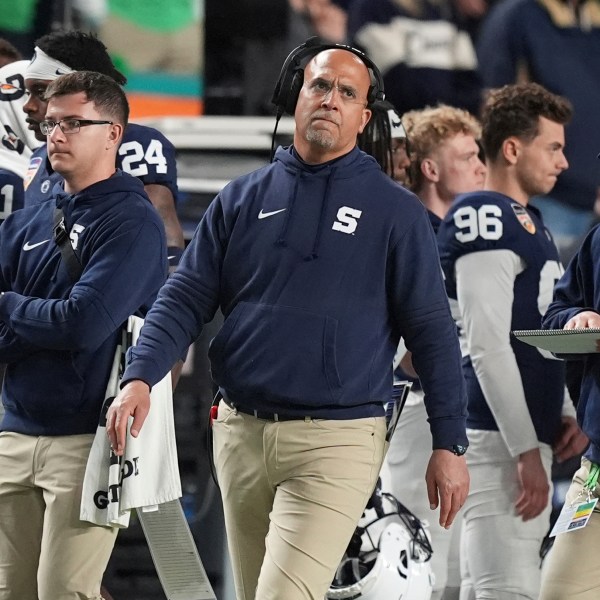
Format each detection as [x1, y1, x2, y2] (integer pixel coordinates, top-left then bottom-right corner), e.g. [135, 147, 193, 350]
[275, 168, 301, 248]
[305, 169, 335, 261]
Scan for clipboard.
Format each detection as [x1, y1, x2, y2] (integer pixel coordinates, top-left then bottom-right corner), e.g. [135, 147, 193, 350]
[512, 328, 600, 354]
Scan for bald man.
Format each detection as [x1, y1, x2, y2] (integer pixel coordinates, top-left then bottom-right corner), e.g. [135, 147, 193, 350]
[106, 42, 469, 600]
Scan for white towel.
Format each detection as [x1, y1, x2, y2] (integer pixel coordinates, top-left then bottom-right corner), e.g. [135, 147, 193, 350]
[80, 316, 182, 528]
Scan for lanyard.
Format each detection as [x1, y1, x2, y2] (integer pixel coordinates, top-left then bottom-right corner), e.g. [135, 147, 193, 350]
[552, 464, 600, 536]
[585, 463, 600, 492]
[569, 462, 600, 507]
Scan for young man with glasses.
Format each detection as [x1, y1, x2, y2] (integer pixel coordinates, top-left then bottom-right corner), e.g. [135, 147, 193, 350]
[22, 31, 184, 270]
[0, 70, 167, 600]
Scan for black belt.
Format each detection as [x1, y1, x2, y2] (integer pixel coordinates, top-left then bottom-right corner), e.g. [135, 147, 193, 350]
[222, 397, 310, 422]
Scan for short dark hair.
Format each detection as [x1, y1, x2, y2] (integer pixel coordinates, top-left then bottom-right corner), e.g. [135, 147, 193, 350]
[44, 71, 129, 127]
[481, 83, 572, 162]
[35, 31, 127, 86]
[0, 38, 21, 63]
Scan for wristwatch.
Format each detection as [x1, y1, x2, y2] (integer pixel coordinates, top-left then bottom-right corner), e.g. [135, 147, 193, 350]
[445, 444, 467, 456]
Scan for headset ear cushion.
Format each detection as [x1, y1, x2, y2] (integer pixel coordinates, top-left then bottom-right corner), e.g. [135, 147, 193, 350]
[366, 85, 375, 106]
[285, 68, 305, 115]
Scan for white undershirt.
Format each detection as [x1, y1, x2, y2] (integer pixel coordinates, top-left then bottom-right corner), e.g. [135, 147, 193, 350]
[455, 249, 539, 456]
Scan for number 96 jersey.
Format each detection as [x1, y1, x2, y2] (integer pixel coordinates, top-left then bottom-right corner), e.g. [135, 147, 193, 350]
[23, 123, 178, 207]
[437, 190, 564, 445]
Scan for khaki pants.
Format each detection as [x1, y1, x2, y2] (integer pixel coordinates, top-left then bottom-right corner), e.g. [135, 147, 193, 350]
[539, 457, 600, 599]
[212, 401, 386, 600]
[0, 432, 118, 600]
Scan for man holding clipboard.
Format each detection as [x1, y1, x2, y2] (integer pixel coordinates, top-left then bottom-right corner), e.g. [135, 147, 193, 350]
[539, 216, 600, 598]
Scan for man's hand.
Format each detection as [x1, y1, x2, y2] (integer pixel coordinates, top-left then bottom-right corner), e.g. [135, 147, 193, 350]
[564, 311, 600, 329]
[425, 449, 470, 529]
[515, 448, 549, 521]
[553, 416, 588, 463]
[106, 379, 151, 456]
[564, 312, 600, 350]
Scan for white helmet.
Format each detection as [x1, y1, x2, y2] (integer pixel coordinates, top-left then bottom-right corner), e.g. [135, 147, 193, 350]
[326, 487, 434, 600]
[0, 60, 41, 177]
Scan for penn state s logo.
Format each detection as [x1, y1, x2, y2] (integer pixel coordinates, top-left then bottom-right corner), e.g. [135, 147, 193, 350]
[70, 224, 85, 249]
[332, 206, 362, 235]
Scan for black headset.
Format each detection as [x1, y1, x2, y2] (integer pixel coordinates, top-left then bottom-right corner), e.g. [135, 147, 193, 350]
[271, 36, 385, 118]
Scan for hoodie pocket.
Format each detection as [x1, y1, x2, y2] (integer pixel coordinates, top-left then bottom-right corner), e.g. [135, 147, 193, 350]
[3, 351, 86, 417]
[209, 302, 343, 406]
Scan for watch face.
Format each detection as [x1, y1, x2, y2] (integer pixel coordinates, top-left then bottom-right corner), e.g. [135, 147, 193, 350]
[453, 444, 467, 456]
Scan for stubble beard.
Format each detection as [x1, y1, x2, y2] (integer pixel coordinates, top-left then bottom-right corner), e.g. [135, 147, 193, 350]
[522, 175, 553, 200]
[305, 125, 335, 150]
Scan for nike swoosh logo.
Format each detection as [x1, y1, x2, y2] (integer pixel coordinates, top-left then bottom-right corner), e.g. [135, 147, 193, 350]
[258, 208, 287, 220]
[23, 239, 50, 251]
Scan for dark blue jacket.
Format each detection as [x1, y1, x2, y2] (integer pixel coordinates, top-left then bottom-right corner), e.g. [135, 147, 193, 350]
[124, 146, 468, 449]
[0, 170, 167, 436]
[543, 224, 600, 462]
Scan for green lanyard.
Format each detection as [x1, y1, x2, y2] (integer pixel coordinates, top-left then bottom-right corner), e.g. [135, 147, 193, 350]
[585, 463, 600, 491]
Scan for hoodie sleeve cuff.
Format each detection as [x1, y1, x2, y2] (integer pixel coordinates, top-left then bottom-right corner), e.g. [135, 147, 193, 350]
[122, 347, 163, 390]
[430, 416, 469, 450]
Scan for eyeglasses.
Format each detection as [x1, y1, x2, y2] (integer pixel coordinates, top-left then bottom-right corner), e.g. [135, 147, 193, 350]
[305, 78, 367, 106]
[39, 118, 113, 136]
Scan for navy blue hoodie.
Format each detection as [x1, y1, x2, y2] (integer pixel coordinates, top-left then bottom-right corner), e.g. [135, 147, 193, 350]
[0, 170, 167, 436]
[125, 146, 467, 448]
